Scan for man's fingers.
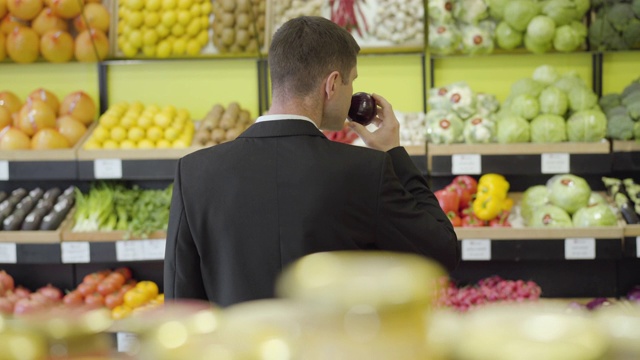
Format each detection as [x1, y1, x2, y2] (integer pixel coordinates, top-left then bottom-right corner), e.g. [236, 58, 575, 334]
[347, 121, 371, 142]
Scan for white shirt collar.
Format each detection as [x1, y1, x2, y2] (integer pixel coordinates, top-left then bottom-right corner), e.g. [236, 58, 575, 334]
[255, 114, 318, 128]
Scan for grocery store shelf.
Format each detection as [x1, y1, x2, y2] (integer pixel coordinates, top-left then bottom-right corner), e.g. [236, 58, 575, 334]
[612, 141, 640, 172]
[623, 225, 640, 258]
[0, 149, 79, 181]
[428, 142, 612, 176]
[455, 226, 623, 240]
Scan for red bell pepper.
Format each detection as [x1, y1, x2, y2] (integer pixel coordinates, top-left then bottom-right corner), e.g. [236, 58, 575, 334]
[489, 211, 511, 227]
[452, 175, 478, 195]
[447, 211, 462, 227]
[435, 188, 460, 214]
[461, 214, 485, 227]
[446, 183, 473, 211]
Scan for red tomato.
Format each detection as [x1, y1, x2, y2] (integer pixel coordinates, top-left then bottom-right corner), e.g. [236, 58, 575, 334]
[435, 188, 460, 214]
[105, 273, 126, 288]
[84, 292, 105, 308]
[452, 175, 478, 194]
[83, 272, 106, 285]
[447, 211, 462, 227]
[119, 284, 135, 295]
[105, 292, 124, 310]
[461, 215, 486, 227]
[114, 267, 133, 281]
[97, 281, 118, 296]
[489, 211, 511, 227]
[63, 291, 84, 306]
[77, 282, 97, 296]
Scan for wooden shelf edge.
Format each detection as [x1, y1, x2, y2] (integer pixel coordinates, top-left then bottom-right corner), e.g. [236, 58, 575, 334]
[61, 231, 167, 242]
[455, 226, 623, 240]
[612, 140, 640, 152]
[428, 141, 610, 156]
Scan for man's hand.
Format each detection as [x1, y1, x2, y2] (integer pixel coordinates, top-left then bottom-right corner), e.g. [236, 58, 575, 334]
[347, 93, 401, 152]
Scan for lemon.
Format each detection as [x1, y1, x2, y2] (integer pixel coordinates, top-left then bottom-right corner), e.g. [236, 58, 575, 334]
[184, 120, 195, 134]
[83, 140, 102, 150]
[153, 113, 172, 128]
[156, 41, 171, 58]
[118, 7, 128, 18]
[163, 127, 180, 141]
[186, 20, 201, 37]
[156, 24, 170, 38]
[147, 126, 164, 141]
[104, 109, 122, 118]
[177, 108, 190, 120]
[156, 139, 172, 148]
[162, 0, 176, 10]
[146, 104, 161, 113]
[189, 4, 200, 17]
[177, 10, 191, 26]
[172, 138, 190, 148]
[177, 0, 192, 9]
[144, 12, 160, 28]
[196, 30, 208, 46]
[126, 0, 144, 11]
[99, 114, 119, 129]
[131, 101, 145, 112]
[117, 22, 125, 35]
[137, 115, 153, 129]
[161, 11, 177, 27]
[200, 1, 211, 15]
[171, 23, 185, 37]
[186, 39, 201, 55]
[128, 30, 143, 49]
[137, 139, 155, 149]
[110, 126, 128, 142]
[103, 140, 120, 149]
[172, 38, 187, 55]
[142, 45, 156, 57]
[120, 140, 137, 149]
[128, 11, 144, 28]
[199, 15, 208, 30]
[143, 29, 158, 46]
[119, 116, 135, 129]
[92, 126, 110, 142]
[162, 105, 177, 116]
[127, 126, 146, 141]
[146, 0, 161, 11]
[121, 42, 138, 57]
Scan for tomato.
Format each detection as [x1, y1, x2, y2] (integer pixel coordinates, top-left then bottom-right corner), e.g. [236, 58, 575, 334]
[111, 305, 132, 320]
[447, 211, 462, 227]
[135, 281, 159, 299]
[119, 284, 135, 295]
[105, 292, 124, 310]
[84, 292, 104, 309]
[489, 211, 511, 227]
[434, 188, 460, 214]
[125, 279, 137, 287]
[114, 267, 133, 281]
[83, 272, 106, 285]
[77, 282, 97, 296]
[105, 273, 126, 288]
[62, 291, 84, 306]
[461, 215, 486, 227]
[452, 175, 478, 194]
[97, 281, 118, 296]
[124, 289, 148, 309]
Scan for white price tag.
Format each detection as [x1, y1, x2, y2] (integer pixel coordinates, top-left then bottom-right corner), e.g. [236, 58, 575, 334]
[116, 240, 145, 261]
[461, 239, 491, 261]
[636, 236, 640, 258]
[0, 243, 17, 263]
[61, 242, 90, 263]
[117, 332, 139, 353]
[541, 153, 570, 174]
[94, 159, 123, 179]
[0, 161, 8, 181]
[565, 238, 596, 259]
[452, 154, 482, 175]
[142, 239, 166, 260]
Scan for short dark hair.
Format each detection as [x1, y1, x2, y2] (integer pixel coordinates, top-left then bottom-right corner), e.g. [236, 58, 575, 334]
[269, 16, 360, 98]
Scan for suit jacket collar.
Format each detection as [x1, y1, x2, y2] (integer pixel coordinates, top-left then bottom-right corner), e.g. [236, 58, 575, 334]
[239, 119, 327, 139]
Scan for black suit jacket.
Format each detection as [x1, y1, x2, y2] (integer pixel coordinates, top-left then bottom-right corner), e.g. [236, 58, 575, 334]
[164, 119, 459, 307]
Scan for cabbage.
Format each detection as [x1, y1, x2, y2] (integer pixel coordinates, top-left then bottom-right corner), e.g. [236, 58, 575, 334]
[548, 174, 591, 214]
[487, 0, 509, 20]
[426, 111, 464, 144]
[475, 93, 500, 116]
[524, 33, 552, 53]
[454, 0, 489, 24]
[553, 72, 586, 93]
[530, 114, 567, 143]
[428, 85, 454, 111]
[504, 0, 540, 32]
[542, 0, 578, 26]
[588, 192, 607, 206]
[529, 204, 573, 227]
[496, 115, 530, 143]
[573, 0, 590, 19]
[634, 121, 640, 140]
[461, 25, 495, 55]
[539, 86, 568, 116]
[428, 0, 455, 23]
[566, 110, 607, 142]
[429, 24, 462, 55]
[553, 24, 583, 52]
[572, 204, 618, 227]
[511, 78, 545, 97]
[568, 86, 598, 111]
[520, 185, 550, 223]
[570, 21, 588, 38]
[463, 116, 496, 143]
[496, 21, 523, 49]
[527, 15, 556, 44]
[510, 94, 540, 120]
[448, 83, 477, 119]
[532, 65, 559, 85]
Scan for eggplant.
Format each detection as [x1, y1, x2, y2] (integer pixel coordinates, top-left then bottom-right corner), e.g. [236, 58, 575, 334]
[21, 207, 49, 231]
[40, 198, 73, 231]
[0, 191, 7, 203]
[28, 188, 44, 203]
[615, 193, 640, 224]
[3, 212, 23, 231]
[0, 192, 26, 219]
[42, 187, 61, 201]
[15, 196, 36, 213]
[61, 186, 75, 198]
[10, 188, 27, 198]
[36, 198, 55, 211]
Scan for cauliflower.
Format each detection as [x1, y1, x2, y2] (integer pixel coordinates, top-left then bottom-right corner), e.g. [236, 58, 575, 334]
[463, 116, 497, 143]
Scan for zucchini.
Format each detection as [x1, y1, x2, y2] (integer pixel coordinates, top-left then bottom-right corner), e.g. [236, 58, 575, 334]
[40, 198, 73, 231]
[21, 207, 49, 231]
[42, 187, 61, 201]
[0, 191, 7, 203]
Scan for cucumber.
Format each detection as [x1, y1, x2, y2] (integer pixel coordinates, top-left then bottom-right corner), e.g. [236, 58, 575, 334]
[21, 207, 49, 231]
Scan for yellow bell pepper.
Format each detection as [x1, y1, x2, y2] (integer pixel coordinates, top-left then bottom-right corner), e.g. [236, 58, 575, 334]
[472, 173, 512, 221]
[473, 194, 505, 220]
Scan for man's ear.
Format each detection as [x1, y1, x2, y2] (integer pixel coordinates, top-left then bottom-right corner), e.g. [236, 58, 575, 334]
[324, 71, 341, 100]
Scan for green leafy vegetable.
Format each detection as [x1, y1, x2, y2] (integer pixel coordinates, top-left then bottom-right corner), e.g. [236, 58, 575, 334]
[496, 21, 523, 49]
[496, 115, 530, 143]
[566, 109, 608, 142]
[530, 114, 567, 143]
[539, 86, 569, 116]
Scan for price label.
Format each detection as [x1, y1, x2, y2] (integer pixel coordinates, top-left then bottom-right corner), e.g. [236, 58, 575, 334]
[0, 161, 8, 181]
[0, 243, 17, 263]
[94, 159, 123, 179]
[452, 154, 481, 175]
[142, 239, 166, 260]
[541, 153, 570, 174]
[116, 240, 145, 261]
[565, 238, 596, 259]
[61, 242, 90, 263]
[636, 236, 640, 258]
[117, 332, 139, 353]
[461, 239, 491, 261]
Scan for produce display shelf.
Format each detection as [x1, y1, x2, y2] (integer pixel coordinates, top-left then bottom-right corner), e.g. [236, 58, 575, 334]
[0, 149, 80, 181]
[623, 224, 640, 258]
[428, 141, 612, 176]
[612, 140, 640, 172]
[455, 226, 623, 261]
[429, 48, 595, 59]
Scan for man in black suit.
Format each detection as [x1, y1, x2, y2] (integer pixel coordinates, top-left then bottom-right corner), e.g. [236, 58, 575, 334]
[165, 16, 459, 307]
